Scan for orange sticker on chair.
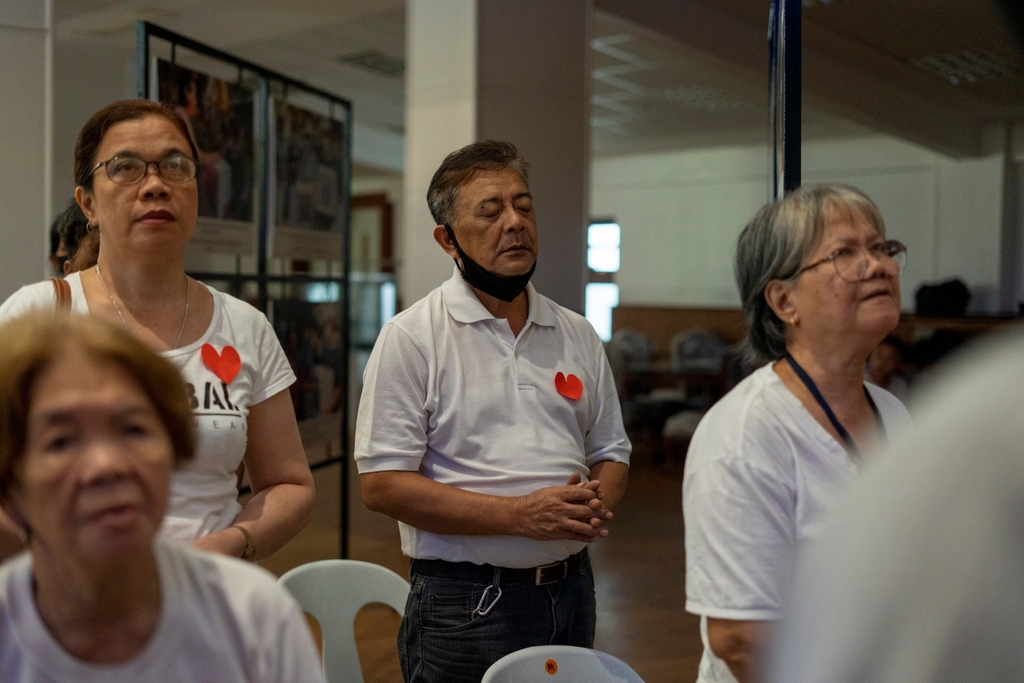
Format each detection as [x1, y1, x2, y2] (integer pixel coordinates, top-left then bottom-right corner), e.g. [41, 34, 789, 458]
[545, 658, 558, 675]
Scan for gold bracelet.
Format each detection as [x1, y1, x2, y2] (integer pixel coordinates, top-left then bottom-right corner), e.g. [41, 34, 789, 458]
[231, 524, 256, 561]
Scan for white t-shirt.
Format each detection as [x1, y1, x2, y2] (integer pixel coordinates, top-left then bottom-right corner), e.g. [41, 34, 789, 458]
[0, 273, 296, 542]
[683, 363, 911, 683]
[354, 269, 631, 567]
[0, 542, 324, 682]
[767, 330, 1024, 683]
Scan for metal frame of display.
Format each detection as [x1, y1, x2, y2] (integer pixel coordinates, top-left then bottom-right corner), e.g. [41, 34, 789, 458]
[137, 22, 353, 558]
[768, 0, 802, 199]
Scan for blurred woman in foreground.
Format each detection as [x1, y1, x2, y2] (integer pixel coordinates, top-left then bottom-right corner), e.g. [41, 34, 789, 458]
[0, 314, 323, 682]
[683, 184, 912, 683]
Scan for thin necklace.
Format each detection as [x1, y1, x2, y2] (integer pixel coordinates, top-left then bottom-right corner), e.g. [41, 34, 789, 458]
[95, 263, 190, 350]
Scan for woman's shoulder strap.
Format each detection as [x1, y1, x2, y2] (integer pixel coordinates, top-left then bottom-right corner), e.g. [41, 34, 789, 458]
[48, 277, 72, 313]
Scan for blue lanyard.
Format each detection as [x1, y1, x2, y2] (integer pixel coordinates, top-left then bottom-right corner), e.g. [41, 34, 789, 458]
[785, 353, 885, 459]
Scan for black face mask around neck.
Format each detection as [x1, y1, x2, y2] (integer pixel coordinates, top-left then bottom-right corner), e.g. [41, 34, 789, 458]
[444, 224, 536, 303]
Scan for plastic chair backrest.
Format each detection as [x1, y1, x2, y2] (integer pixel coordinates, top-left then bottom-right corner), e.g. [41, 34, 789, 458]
[480, 645, 646, 683]
[278, 559, 410, 683]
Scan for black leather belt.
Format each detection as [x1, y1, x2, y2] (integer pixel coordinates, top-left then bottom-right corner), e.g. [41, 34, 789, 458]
[411, 549, 587, 586]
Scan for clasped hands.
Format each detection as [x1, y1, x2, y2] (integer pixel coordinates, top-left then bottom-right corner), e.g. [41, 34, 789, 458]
[514, 472, 615, 543]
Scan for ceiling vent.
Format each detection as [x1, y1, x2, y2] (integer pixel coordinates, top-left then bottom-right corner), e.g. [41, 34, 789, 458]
[337, 50, 405, 78]
[660, 85, 751, 113]
[911, 50, 1020, 86]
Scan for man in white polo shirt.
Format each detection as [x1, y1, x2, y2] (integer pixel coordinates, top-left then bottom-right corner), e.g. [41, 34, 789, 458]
[355, 140, 630, 683]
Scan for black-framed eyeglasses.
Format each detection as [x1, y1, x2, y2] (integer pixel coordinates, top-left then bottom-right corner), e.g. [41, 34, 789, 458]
[796, 240, 908, 283]
[89, 154, 199, 185]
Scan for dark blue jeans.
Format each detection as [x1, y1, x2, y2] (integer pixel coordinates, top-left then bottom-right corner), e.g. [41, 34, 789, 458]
[399, 553, 597, 683]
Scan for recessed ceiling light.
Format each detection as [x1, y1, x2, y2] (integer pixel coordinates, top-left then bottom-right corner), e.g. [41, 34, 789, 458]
[336, 50, 404, 78]
[911, 50, 1020, 86]
[660, 85, 751, 113]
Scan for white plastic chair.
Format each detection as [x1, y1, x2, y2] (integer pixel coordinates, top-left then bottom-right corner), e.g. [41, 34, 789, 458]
[481, 645, 646, 683]
[278, 559, 410, 683]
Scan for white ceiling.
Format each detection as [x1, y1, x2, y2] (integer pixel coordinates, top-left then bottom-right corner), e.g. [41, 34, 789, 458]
[600, 0, 1024, 157]
[55, 1, 406, 129]
[589, 9, 871, 156]
[53, 0, 1024, 173]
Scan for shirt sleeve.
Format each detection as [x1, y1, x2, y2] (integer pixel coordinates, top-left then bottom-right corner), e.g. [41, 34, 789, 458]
[353, 322, 431, 474]
[225, 558, 325, 683]
[583, 335, 631, 468]
[259, 591, 327, 683]
[684, 416, 796, 622]
[0, 281, 57, 324]
[866, 383, 913, 439]
[250, 314, 297, 405]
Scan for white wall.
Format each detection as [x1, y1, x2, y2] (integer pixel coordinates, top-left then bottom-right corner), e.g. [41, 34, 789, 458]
[592, 134, 1005, 313]
[52, 38, 135, 216]
[0, 1, 52, 300]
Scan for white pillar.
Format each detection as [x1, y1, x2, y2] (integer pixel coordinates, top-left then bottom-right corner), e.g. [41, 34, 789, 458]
[402, 0, 478, 310]
[402, 0, 590, 312]
[0, 0, 53, 300]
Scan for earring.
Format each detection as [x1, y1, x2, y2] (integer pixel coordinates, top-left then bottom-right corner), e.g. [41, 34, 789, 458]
[87, 222, 98, 232]
[790, 317, 798, 326]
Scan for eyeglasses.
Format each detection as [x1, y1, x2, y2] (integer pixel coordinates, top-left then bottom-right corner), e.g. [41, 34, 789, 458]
[796, 240, 908, 283]
[89, 154, 199, 185]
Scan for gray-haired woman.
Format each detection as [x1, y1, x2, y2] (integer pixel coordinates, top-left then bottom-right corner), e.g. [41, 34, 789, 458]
[683, 184, 913, 683]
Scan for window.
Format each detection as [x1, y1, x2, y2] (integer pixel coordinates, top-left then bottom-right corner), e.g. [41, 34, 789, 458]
[380, 281, 397, 323]
[585, 221, 621, 341]
[587, 222, 621, 272]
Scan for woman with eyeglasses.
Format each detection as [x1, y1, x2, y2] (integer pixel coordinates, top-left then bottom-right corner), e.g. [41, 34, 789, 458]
[682, 184, 913, 683]
[0, 100, 314, 563]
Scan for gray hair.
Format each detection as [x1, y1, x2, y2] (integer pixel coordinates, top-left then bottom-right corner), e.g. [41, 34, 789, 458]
[735, 183, 887, 364]
[426, 140, 530, 226]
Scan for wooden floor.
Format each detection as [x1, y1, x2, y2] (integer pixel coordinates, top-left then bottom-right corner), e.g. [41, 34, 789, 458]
[260, 435, 703, 683]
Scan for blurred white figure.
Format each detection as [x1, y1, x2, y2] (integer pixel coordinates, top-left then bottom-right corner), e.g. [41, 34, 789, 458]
[766, 330, 1024, 683]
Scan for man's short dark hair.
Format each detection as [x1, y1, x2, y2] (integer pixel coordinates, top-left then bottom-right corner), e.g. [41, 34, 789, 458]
[426, 140, 530, 226]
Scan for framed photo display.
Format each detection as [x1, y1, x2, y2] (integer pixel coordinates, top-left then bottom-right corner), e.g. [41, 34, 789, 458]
[154, 58, 257, 255]
[271, 295, 345, 441]
[269, 98, 346, 261]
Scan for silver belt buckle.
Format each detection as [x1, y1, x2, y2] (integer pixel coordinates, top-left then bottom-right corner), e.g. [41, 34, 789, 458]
[534, 560, 568, 586]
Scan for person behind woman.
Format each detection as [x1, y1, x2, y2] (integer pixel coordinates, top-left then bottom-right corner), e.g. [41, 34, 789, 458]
[683, 184, 913, 683]
[0, 313, 324, 681]
[0, 100, 314, 560]
[53, 199, 99, 274]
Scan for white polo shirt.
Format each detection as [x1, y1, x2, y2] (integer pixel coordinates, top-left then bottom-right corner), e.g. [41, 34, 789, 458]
[354, 269, 631, 568]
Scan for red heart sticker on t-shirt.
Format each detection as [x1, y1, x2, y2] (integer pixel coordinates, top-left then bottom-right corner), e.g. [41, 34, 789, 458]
[201, 344, 241, 384]
[555, 372, 584, 400]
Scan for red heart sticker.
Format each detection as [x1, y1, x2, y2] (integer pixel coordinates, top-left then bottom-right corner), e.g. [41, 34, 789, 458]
[555, 372, 584, 400]
[201, 344, 241, 384]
